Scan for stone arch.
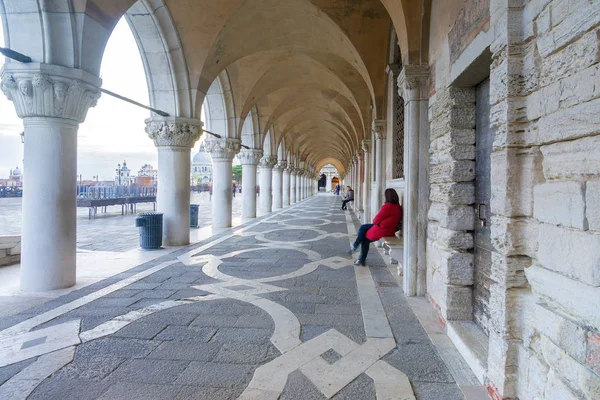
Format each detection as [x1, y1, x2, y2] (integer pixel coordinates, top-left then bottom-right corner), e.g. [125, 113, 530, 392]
[125, 0, 193, 117]
[202, 71, 237, 138]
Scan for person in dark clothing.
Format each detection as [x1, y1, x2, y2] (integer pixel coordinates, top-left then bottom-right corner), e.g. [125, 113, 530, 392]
[341, 186, 354, 210]
[335, 183, 340, 195]
[350, 188, 402, 266]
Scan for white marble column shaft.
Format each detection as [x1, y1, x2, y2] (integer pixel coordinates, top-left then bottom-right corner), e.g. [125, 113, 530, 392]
[259, 156, 277, 213]
[283, 168, 291, 206]
[1, 64, 101, 291]
[362, 139, 372, 223]
[272, 162, 285, 209]
[147, 117, 202, 246]
[399, 66, 429, 297]
[296, 170, 303, 202]
[205, 138, 241, 228]
[290, 170, 297, 204]
[238, 150, 263, 219]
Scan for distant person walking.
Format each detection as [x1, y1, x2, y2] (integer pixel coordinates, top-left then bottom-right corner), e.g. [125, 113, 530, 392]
[335, 183, 340, 195]
[341, 186, 354, 210]
[232, 183, 237, 198]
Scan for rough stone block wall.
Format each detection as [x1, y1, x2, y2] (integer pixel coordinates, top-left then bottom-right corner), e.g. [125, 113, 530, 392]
[426, 87, 476, 323]
[495, 0, 600, 398]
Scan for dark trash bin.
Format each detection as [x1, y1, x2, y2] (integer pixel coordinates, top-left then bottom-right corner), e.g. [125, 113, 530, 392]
[135, 212, 163, 249]
[190, 204, 199, 228]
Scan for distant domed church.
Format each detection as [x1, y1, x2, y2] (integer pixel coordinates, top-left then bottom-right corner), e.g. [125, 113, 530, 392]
[191, 143, 213, 184]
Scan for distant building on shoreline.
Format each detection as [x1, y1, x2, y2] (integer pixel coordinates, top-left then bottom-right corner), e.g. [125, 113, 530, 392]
[0, 166, 23, 187]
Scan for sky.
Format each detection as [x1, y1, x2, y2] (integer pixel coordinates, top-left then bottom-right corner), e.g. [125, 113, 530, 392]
[0, 18, 201, 181]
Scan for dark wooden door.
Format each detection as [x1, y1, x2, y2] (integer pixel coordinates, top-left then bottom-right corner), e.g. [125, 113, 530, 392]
[473, 78, 492, 336]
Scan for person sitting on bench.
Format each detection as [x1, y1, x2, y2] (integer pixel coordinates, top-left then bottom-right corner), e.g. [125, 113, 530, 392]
[349, 188, 402, 266]
[341, 186, 354, 210]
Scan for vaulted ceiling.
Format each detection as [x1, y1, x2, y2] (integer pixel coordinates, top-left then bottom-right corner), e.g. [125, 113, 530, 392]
[2, 0, 430, 173]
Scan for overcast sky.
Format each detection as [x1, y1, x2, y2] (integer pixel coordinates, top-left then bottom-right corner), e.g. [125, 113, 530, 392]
[0, 18, 200, 181]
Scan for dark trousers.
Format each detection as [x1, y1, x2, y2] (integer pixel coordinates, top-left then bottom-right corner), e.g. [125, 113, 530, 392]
[353, 223, 374, 263]
[341, 199, 353, 209]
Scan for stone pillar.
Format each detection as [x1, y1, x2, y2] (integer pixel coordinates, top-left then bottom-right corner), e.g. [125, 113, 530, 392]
[1, 64, 101, 291]
[146, 117, 202, 246]
[362, 139, 372, 223]
[258, 156, 277, 213]
[237, 149, 263, 218]
[205, 138, 241, 228]
[326, 174, 332, 192]
[356, 152, 364, 212]
[290, 169, 297, 204]
[296, 170, 303, 202]
[272, 161, 285, 210]
[283, 167, 291, 206]
[373, 120, 386, 213]
[398, 66, 429, 297]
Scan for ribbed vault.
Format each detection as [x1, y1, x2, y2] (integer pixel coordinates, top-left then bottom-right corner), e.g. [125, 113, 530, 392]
[0, 0, 430, 171]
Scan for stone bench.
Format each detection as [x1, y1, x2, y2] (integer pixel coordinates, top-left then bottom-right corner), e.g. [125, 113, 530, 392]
[0, 235, 21, 266]
[381, 234, 403, 267]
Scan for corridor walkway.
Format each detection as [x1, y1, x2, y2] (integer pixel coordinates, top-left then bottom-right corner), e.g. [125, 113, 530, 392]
[0, 195, 466, 399]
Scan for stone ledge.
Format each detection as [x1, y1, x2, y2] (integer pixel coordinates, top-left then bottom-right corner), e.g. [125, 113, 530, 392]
[0, 235, 21, 267]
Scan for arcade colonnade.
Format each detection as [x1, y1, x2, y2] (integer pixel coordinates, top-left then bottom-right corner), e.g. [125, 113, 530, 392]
[1, 1, 600, 399]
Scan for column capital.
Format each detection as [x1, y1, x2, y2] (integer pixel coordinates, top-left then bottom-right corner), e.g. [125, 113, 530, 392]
[397, 64, 429, 101]
[274, 161, 287, 171]
[1, 63, 101, 123]
[362, 138, 372, 153]
[372, 119, 387, 140]
[357, 151, 364, 161]
[259, 155, 278, 168]
[237, 149, 263, 166]
[145, 117, 203, 148]
[205, 137, 241, 161]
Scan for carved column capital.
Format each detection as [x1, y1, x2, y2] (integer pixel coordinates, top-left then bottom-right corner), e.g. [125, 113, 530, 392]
[145, 117, 203, 148]
[372, 119, 387, 140]
[397, 65, 429, 101]
[274, 161, 287, 171]
[362, 138, 372, 153]
[204, 138, 241, 161]
[1, 63, 101, 123]
[259, 155, 278, 168]
[237, 149, 263, 166]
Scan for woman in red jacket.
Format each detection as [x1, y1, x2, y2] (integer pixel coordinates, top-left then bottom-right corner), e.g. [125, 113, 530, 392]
[350, 188, 402, 266]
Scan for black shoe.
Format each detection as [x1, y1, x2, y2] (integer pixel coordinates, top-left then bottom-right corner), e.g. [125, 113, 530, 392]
[353, 260, 366, 266]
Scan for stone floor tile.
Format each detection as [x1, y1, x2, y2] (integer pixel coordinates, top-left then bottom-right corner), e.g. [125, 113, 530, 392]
[147, 341, 221, 361]
[155, 326, 217, 342]
[280, 370, 326, 400]
[53, 354, 125, 381]
[383, 342, 456, 383]
[108, 322, 167, 340]
[209, 327, 272, 344]
[28, 378, 113, 400]
[411, 381, 466, 400]
[75, 337, 160, 360]
[106, 359, 190, 384]
[97, 381, 181, 400]
[175, 362, 255, 388]
[213, 342, 273, 364]
[174, 386, 240, 400]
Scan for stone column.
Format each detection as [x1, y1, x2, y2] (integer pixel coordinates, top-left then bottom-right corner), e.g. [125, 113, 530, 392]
[146, 117, 202, 246]
[362, 139, 372, 223]
[356, 152, 364, 212]
[290, 169, 297, 204]
[296, 170, 303, 202]
[283, 167, 291, 206]
[258, 156, 277, 213]
[398, 65, 429, 297]
[1, 64, 100, 291]
[272, 161, 286, 210]
[205, 138, 241, 228]
[373, 120, 386, 213]
[237, 149, 263, 218]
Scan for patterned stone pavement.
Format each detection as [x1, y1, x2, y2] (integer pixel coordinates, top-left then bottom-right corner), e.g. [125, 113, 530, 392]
[0, 195, 465, 399]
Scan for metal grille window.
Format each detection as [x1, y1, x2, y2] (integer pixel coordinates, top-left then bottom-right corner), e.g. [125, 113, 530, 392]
[395, 97, 405, 179]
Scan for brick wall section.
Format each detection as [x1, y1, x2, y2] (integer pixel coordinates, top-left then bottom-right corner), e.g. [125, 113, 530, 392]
[426, 87, 476, 323]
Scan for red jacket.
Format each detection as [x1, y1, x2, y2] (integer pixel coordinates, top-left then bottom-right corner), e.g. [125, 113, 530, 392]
[366, 203, 402, 241]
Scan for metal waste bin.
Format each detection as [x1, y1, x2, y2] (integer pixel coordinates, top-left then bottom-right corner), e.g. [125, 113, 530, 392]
[190, 204, 199, 228]
[135, 212, 163, 249]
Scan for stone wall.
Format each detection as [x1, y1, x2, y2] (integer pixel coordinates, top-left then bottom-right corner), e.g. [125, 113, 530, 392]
[426, 87, 476, 323]
[0, 236, 21, 267]
[425, 0, 600, 398]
